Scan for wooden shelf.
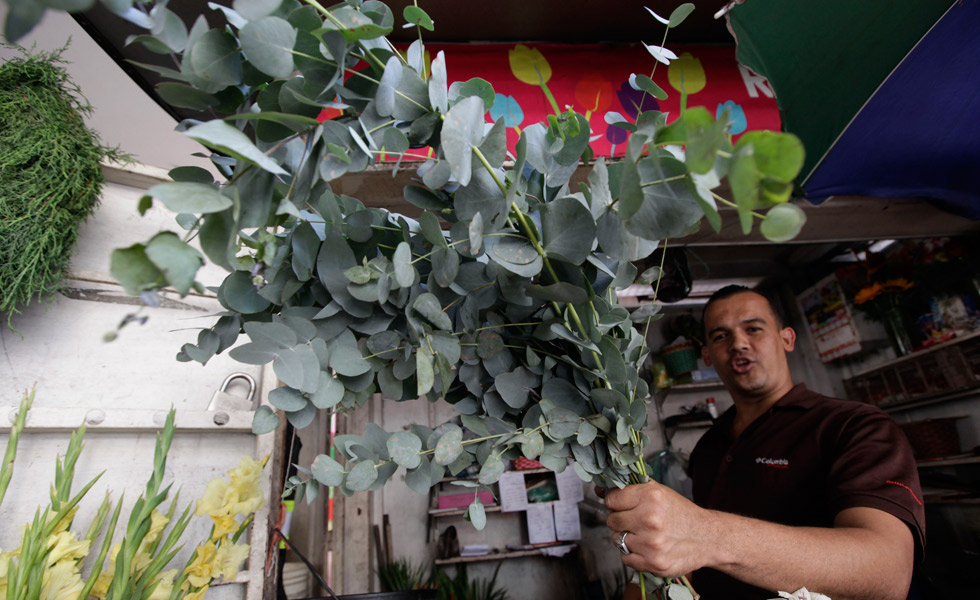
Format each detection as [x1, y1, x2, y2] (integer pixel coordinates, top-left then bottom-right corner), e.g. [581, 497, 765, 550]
[428, 505, 501, 518]
[668, 419, 714, 430]
[666, 380, 725, 392]
[433, 545, 576, 565]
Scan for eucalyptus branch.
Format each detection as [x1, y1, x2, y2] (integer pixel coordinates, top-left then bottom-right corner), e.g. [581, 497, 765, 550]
[302, 0, 388, 72]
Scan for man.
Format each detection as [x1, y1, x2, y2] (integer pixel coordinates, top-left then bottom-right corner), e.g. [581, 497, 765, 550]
[605, 285, 925, 600]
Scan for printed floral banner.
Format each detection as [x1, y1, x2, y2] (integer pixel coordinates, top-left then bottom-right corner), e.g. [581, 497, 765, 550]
[322, 43, 781, 160]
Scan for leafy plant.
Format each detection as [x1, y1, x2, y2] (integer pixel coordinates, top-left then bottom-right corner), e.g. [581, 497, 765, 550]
[377, 557, 435, 592]
[2, 0, 805, 525]
[0, 390, 265, 600]
[432, 563, 508, 600]
[0, 46, 128, 328]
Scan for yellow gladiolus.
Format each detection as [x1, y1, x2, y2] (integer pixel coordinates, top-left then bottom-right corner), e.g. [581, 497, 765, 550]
[227, 456, 267, 517]
[39, 560, 84, 600]
[210, 513, 240, 540]
[185, 541, 219, 588]
[185, 585, 209, 600]
[509, 44, 552, 86]
[46, 531, 90, 566]
[195, 477, 230, 518]
[667, 52, 707, 95]
[215, 542, 250, 581]
[147, 569, 178, 600]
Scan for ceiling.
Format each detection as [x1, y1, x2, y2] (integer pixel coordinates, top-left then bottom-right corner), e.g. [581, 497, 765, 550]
[70, 1, 980, 294]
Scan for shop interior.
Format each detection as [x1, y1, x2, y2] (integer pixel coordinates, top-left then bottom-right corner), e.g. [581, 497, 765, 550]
[276, 215, 980, 599]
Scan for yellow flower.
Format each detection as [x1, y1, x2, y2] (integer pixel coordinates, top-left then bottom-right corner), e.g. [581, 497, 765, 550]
[509, 45, 552, 86]
[882, 278, 914, 292]
[215, 542, 250, 581]
[39, 560, 84, 600]
[184, 585, 209, 600]
[196, 477, 231, 518]
[46, 531, 91, 566]
[854, 282, 883, 304]
[211, 513, 240, 540]
[145, 509, 170, 545]
[227, 456, 266, 516]
[184, 541, 218, 588]
[147, 569, 177, 600]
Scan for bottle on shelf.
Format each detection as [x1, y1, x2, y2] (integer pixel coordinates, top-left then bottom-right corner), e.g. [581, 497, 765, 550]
[705, 397, 718, 419]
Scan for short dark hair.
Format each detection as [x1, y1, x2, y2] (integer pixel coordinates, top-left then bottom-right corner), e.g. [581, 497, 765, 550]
[702, 285, 786, 331]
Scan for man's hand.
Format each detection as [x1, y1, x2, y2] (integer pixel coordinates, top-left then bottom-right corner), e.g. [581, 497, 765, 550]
[604, 480, 718, 576]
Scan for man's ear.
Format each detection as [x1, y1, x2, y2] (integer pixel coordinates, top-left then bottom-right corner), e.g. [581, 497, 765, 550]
[702, 345, 712, 366]
[781, 327, 797, 351]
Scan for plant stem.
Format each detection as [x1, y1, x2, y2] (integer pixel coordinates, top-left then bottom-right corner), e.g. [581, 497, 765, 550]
[0, 387, 34, 508]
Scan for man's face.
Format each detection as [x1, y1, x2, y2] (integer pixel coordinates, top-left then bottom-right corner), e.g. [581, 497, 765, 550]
[701, 292, 796, 402]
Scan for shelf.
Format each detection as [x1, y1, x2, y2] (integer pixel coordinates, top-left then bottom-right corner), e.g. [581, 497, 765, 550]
[666, 380, 726, 392]
[668, 419, 714, 430]
[439, 467, 550, 483]
[882, 388, 980, 413]
[918, 454, 980, 468]
[433, 545, 576, 565]
[850, 330, 980, 378]
[428, 505, 501, 518]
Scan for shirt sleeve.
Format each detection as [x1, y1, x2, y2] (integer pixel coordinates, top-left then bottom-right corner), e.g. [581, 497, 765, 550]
[825, 406, 926, 560]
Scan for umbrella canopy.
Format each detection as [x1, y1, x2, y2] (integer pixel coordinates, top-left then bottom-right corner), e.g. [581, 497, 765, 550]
[728, 0, 980, 219]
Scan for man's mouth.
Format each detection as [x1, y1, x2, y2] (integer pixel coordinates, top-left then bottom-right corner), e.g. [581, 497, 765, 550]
[731, 356, 753, 374]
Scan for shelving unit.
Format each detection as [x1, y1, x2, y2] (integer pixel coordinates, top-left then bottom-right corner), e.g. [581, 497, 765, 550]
[433, 545, 576, 566]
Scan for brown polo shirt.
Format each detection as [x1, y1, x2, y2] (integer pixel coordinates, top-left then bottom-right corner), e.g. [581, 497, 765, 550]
[688, 383, 925, 599]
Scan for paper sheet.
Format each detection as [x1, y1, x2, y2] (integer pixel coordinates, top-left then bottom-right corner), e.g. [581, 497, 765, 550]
[555, 467, 585, 502]
[553, 501, 581, 541]
[526, 503, 557, 544]
[498, 471, 529, 512]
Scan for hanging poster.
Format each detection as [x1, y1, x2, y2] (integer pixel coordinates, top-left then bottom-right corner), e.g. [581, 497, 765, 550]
[797, 273, 862, 362]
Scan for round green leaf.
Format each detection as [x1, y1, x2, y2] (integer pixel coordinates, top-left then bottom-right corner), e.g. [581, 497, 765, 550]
[311, 372, 344, 409]
[219, 270, 272, 314]
[285, 401, 316, 429]
[187, 28, 243, 88]
[577, 421, 598, 446]
[240, 16, 297, 78]
[413, 293, 452, 331]
[251, 406, 280, 434]
[478, 454, 504, 485]
[521, 431, 544, 459]
[441, 95, 484, 186]
[760, 203, 807, 242]
[403, 5, 434, 30]
[540, 197, 596, 265]
[346, 461, 378, 491]
[485, 234, 543, 277]
[433, 425, 463, 465]
[366, 331, 402, 360]
[495, 367, 536, 409]
[141, 232, 203, 296]
[386, 431, 422, 469]
[546, 407, 581, 440]
[393, 241, 415, 288]
[476, 330, 504, 359]
[268, 386, 307, 412]
[668, 3, 696, 28]
[468, 497, 487, 530]
[186, 120, 288, 176]
[311, 454, 347, 487]
[144, 182, 231, 214]
[416, 347, 434, 396]
[155, 82, 219, 110]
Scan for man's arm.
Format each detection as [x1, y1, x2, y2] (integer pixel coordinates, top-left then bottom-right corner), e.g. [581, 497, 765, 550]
[605, 481, 914, 600]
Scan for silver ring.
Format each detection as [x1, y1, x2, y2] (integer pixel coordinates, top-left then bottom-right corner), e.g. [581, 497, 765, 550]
[615, 530, 631, 555]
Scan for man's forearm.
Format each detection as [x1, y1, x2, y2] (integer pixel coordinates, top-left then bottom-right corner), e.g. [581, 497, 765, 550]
[700, 507, 914, 600]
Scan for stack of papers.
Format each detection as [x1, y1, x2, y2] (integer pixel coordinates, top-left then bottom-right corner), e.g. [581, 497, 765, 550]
[460, 544, 490, 557]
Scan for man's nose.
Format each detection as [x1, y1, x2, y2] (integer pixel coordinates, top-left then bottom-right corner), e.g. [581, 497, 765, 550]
[730, 329, 750, 350]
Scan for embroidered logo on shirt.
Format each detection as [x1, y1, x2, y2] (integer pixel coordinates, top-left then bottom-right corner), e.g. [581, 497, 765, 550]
[755, 457, 789, 469]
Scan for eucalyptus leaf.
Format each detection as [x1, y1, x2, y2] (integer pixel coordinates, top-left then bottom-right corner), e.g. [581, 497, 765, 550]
[441, 95, 484, 186]
[186, 120, 288, 176]
[433, 424, 463, 465]
[346, 461, 379, 491]
[252, 406, 280, 434]
[387, 431, 422, 469]
[468, 497, 487, 530]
